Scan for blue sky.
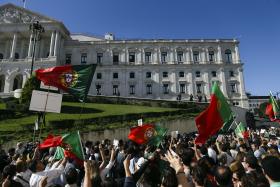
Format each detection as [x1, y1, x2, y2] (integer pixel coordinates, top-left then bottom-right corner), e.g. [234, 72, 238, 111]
[2, 0, 280, 96]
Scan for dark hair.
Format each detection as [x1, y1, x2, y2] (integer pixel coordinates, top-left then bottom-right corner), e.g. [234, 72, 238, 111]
[65, 167, 78, 185]
[192, 166, 207, 186]
[176, 147, 194, 166]
[215, 166, 233, 186]
[245, 155, 261, 171]
[261, 156, 280, 182]
[199, 145, 208, 156]
[3, 164, 16, 178]
[161, 166, 178, 187]
[29, 159, 38, 173]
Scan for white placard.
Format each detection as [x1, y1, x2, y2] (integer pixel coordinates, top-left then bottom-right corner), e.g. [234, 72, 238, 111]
[40, 81, 58, 91]
[260, 129, 266, 134]
[171, 131, 179, 139]
[29, 90, 62, 113]
[137, 119, 143, 126]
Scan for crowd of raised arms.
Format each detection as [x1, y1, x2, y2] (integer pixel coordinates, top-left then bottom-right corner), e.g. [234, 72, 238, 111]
[0, 126, 279, 187]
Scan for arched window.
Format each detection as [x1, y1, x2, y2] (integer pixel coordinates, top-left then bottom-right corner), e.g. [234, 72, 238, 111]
[15, 53, 19, 59]
[225, 49, 232, 63]
[0, 75, 5, 92]
[12, 74, 23, 91]
[0, 53, 3, 60]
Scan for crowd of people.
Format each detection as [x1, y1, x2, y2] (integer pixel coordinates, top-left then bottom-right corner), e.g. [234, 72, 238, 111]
[0, 126, 279, 187]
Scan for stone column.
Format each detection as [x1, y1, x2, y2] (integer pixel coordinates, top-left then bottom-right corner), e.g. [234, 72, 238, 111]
[217, 45, 222, 64]
[238, 67, 247, 107]
[169, 48, 174, 64]
[235, 44, 240, 63]
[4, 41, 9, 59]
[39, 39, 45, 58]
[20, 40, 25, 59]
[10, 33, 18, 59]
[53, 31, 60, 57]
[49, 31, 55, 57]
[27, 33, 33, 57]
[219, 68, 228, 97]
[188, 72, 194, 96]
[186, 48, 191, 64]
[205, 48, 209, 63]
[204, 71, 210, 97]
[189, 47, 193, 63]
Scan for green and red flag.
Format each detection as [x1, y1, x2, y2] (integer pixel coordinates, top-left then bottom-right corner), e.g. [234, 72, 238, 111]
[39, 131, 84, 160]
[195, 82, 234, 145]
[35, 64, 96, 102]
[128, 124, 167, 146]
[234, 122, 249, 139]
[265, 93, 280, 122]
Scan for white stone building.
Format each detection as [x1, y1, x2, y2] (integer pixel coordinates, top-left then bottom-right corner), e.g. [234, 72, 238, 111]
[0, 3, 248, 108]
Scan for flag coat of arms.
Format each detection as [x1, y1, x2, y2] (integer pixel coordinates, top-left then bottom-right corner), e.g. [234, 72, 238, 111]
[35, 64, 96, 102]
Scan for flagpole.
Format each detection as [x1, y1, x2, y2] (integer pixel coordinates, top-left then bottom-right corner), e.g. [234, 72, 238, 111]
[38, 88, 50, 141]
[77, 130, 85, 160]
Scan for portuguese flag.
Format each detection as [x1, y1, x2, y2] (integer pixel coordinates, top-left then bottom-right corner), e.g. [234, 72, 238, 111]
[128, 124, 167, 146]
[35, 64, 96, 102]
[234, 122, 249, 139]
[265, 93, 280, 122]
[195, 82, 234, 145]
[39, 131, 84, 160]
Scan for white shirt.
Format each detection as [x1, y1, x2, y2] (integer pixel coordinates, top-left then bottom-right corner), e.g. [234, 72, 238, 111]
[208, 147, 217, 163]
[29, 165, 64, 187]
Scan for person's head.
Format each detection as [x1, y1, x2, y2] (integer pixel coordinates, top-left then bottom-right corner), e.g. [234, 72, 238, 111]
[229, 161, 246, 184]
[65, 167, 78, 185]
[8, 148, 15, 157]
[2, 165, 17, 179]
[215, 166, 233, 187]
[16, 160, 27, 173]
[192, 166, 207, 186]
[29, 159, 45, 172]
[239, 144, 247, 153]
[261, 156, 280, 183]
[251, 141, 260, 152]
[235, 152, 246, 163]
[161, 166, 178, 187]
[198, 156, 215, 174]
[176, 147, 195, 166]
[244, 154, 259, 171]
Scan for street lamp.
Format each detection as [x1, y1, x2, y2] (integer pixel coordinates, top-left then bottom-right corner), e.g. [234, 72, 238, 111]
[29, 21, 44, 75]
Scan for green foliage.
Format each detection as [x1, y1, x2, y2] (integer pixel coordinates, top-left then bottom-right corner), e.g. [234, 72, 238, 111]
[20, 76, 40, 104]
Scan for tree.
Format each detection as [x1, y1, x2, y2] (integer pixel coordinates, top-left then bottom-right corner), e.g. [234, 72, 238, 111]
[20, 76, 40, 104]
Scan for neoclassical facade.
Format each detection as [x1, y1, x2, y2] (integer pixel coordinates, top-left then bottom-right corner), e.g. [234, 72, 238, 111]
[0, 3, 249, 108]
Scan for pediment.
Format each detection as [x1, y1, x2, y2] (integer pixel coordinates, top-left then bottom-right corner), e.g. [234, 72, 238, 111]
[0, 3, 58, 24]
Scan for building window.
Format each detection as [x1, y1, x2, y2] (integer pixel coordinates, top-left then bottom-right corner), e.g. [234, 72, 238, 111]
[146, 84, 152, 95]
[0, 75, 4, 92]
[15, 52, 19, 59]
[195, 71, 201, 78]
[113, 72, 118, 79]
[146, 72, 151, 78]
[163, 72, 168, 78]
[163, 84, 169, 94]
[209, 51, 214, 62]
[113, 85, 119, 95]
[97, 73, 102, 79]
[129, 85, 135, 95]
[196, 83, 202, 94]
[0, 53, 3, 60]
[177, 51, 183, 63]
[193, 51, 199, 63]
[211, 71, 217, 77]
[179, 71, 184, 78]
[230, 83, 237, 93]
[225, 49, 232, 63]
[233, 101, 239, 106]
[97, 53, 103, 64]
[229, 70, 235, 77]
[161, 52, 167, 63]
[145, 52, 151, 63]
[180, 84, 186, 94]
[65, 54, 71, 64]
[113, 53, 119, 64]
[129, 52, 135, 63]
[130, 72, 135, 79]
[96, 84, 101, 95]
[81, 53, 87, 64]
